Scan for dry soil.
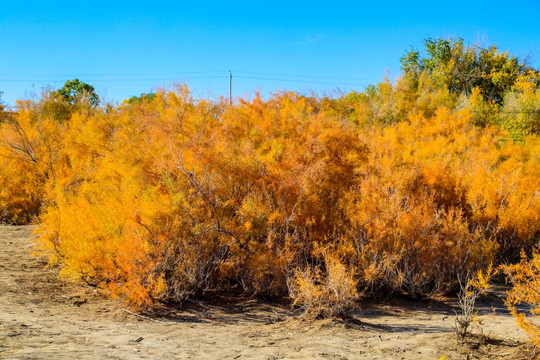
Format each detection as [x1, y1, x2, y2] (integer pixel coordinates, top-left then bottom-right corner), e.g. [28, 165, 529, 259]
[0, 225, 534, 359]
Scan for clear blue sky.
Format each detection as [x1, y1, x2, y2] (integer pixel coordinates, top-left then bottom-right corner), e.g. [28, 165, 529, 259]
[1, 1, 539, 106]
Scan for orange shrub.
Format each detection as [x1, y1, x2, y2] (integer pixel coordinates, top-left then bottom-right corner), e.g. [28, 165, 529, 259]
[503, 249, 540, 346]
[0, 83, 538, 313]
[288, 251, 358, 318]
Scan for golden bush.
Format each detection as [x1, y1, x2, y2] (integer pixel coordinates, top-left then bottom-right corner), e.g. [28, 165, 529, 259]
[0, 81, 538, 314]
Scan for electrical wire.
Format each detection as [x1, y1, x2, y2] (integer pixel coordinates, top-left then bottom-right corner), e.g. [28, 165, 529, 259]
[0, 70, 377, 86]
[0, 75, 228, 83]
[232, 70, 376, 82]
[235, 75, 370, 87]
[0, 71, 227, 77]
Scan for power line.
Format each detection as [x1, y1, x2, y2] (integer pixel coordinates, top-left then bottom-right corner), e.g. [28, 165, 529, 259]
[0, 70, 377, 85]
[233, 70, 377, 82]
[0, 70, 378, 82]
[0, 75, 228, 83]
[235, 75, 370, 87]
[0, 71, 227, 77]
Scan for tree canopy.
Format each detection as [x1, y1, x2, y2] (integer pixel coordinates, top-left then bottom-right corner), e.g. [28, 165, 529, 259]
[55, 79, 99, 107]
[400, 37, 539, 103]
[125, 92, 156, 106]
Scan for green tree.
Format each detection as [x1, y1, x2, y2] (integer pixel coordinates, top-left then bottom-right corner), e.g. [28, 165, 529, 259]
[401, 37, 538, 103]
[55, 79, 99, 107]
[125, 92, 156, 106]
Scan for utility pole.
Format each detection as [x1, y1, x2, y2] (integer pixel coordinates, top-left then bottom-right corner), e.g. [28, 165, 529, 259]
[229, 71, 232, 105]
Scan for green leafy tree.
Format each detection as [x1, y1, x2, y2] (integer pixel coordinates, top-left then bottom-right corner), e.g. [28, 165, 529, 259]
[125, 92, 156, 106]
[401, 37, 539, 103]
[55, 79, 99, 107]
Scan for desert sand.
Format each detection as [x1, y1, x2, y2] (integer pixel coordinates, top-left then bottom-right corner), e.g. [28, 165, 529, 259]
[0, 225, 534, 359]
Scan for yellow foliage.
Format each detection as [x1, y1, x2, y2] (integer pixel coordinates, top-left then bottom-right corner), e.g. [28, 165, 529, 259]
[0, 82, 538, 312]
[288, 251, 358, 318]
[503, 250, 540, 346]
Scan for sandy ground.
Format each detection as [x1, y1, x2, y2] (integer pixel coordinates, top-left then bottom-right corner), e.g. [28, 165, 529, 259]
[0, 225, 535, 360]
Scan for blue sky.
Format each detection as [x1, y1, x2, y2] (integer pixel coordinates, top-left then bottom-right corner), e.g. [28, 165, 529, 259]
[1, 1, 539, 106]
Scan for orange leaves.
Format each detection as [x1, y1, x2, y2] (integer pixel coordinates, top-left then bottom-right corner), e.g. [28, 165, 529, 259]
[503, 249, 540, 346]
[0, 83, 538, 313]
[288, 251, 358, 318]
